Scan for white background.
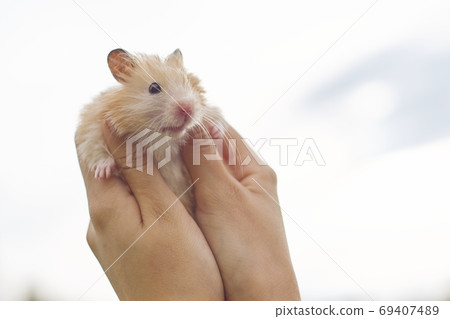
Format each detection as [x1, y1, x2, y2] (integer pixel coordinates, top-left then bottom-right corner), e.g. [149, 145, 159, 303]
[0, 0, 449, 301]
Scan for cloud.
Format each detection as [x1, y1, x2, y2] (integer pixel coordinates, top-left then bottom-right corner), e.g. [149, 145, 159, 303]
[305, 47, 450, 151]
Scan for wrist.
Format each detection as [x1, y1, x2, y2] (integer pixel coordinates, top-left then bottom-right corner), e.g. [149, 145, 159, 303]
[224, 261, 300, 301]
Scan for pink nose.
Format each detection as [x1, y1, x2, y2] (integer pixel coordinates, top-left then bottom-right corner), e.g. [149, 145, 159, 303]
[177, 102, 193, 116]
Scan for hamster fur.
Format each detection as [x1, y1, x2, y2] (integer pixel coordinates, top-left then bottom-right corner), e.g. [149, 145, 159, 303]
[75, 49, 224, 215]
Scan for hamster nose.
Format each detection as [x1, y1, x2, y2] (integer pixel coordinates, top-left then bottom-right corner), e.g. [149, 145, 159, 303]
[177, 102, 193, 116]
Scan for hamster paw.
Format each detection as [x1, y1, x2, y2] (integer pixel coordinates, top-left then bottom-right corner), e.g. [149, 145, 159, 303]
[93, 157, 116, 180]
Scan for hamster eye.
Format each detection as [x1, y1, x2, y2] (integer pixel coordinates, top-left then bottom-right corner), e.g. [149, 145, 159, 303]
[149, 82, 162, 94]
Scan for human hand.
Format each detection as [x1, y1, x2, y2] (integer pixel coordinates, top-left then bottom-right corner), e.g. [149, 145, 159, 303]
[77, 122, 224, 300]
[183, 124, 300, 300]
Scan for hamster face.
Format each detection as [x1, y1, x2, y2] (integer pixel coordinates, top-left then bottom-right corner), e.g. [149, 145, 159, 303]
[105, 49, 208, 139]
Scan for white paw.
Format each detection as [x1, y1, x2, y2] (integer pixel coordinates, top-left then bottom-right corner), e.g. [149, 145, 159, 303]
[93, 157, 116, 180]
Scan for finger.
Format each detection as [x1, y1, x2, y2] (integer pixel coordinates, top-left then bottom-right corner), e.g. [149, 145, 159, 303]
[212, 123, 266, 180]
[102, 121, 182, 220]
[76, 141, 140, 229]
[223, 125, 279, 191]
[182, 126, 233, 185]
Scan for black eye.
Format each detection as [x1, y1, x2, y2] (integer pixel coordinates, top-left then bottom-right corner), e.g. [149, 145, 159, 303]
[149, 82, 162, 94]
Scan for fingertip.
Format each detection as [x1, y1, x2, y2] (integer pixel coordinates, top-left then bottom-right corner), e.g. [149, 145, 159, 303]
[182, 135, 231, 182]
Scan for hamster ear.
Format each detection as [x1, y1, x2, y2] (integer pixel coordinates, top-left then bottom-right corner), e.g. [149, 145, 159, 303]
[167, 48, 183, 67]
[107, 49, 134, 83]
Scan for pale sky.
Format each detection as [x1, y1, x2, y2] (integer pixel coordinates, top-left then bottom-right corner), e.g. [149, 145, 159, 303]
[1, 0, 449, 300]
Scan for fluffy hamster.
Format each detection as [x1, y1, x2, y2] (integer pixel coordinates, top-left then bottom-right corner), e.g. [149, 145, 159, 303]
[75, 48, 224, 215]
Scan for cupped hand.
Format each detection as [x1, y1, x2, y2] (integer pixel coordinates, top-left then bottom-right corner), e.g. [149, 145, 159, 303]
[77, 122, 224, 300]
[183, 124, 300, 301]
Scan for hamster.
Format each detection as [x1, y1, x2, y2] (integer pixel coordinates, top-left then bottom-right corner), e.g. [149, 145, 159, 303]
[75, 48, 225, 215]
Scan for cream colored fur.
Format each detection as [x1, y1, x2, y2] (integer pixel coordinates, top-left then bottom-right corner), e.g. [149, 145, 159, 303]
[75, 49, 224, 215]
